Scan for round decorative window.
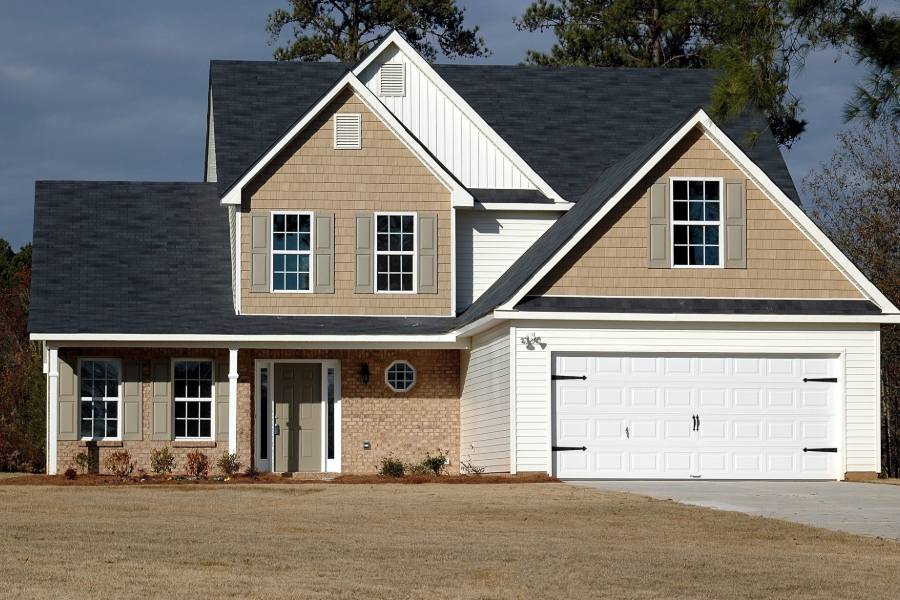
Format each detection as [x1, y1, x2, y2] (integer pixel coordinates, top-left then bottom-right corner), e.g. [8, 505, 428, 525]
[385, 361, 416, 392]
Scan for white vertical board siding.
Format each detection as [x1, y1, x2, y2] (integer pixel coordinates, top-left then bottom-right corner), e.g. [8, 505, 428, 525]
[460, 324, 511, 472]
[511, 322, 880, 476]
[359, 50, 539, 190]
[456, 211, 557, 309]
[205, 92, 217, 183]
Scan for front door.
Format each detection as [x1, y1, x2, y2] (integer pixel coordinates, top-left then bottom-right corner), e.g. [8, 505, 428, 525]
[274, 363, 322, 473]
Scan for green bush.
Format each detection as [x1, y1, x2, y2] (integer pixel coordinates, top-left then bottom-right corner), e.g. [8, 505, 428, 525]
[74, 451, 98, 474]
[421, 450, 448, 476]
[149, 447, 176, 475]
[405, 462, 431, 476]
[185, 450, 210, 478]
[63, 467, 77, 480]
[103, 450, 135, 478]
[378, 455, 405, 477]
[216, 452, 242, 476]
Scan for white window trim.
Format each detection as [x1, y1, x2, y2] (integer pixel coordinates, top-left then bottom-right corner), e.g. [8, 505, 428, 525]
[78, 357, 123, 442]
[171, 358, 216, 442]
[385, 360, 416, 393]
[270, 211, 314, 294]
[670, 176, 724, 269]
[374, 211, 417, 294]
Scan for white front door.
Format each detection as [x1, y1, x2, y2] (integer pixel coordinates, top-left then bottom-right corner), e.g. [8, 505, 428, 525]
[553, 354, 839, 479]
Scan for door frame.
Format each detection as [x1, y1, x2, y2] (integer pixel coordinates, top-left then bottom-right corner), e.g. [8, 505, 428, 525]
[254, 359, 342, 473]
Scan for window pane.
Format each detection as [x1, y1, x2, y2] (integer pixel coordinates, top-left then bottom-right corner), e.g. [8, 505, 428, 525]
[674, 225, 687, 244]
[377, 256, 388, 273]
[106, 362, 119, 380]
[689, 226, 704, 244]
[200, 421, 211, 438]
[285, 273, 298, 291]
[705, 246, 719, 265]
[389, 215, 400, 231]
[174, 361, 186, 379]
[273, 273, 285, 291]
[298, 274, 309, 291]
[705, 180, 720, 200]
[390, 274, 402, 291]
[377, 233, 388, 251]
[106, 419, 117, 438]
[377, 216, 389, 233]
[274, 214, 285, 231]
[673, 201, 687, 221]
[705, 201, 720, 221]
[260, 369, 269, 461]
[298, 233, 310, 251]
[674, 246, 688, 265]
[673, 180, 688, 200]
[402, 274, 413, 291]
[389, 255, 401, 271]
[187, 362, 199, 379]
[286, 214, 298, 232]
[401, 255, 412, 273]
[175, 402, 186, 419]
[689, 181, 704, 200]
[705, 225, 719, 245]
[298, 214, 310, 232]
[199, 362, 212, 380]
[285, 254, 297, 272]
[401, 215, 414, 232]
[273, 232, 285, 251]
[199, 381, 212, 398]
[93, 381, 106, 398]
[690, 246, 704, 265]
[390, 233, 401, 251]
[80, 380, 92, 398]
[285, 233, 299, 251]
[106, 401, 117, 418]
[401, 233, 414, 252]
[80, 361, 92, 379]
[174, 379, 186, 398]
[187, 420, 199, 438]
[689, 202, 703, 220]
[81, 419, 92, 438]
[81, 401, 92, 419]
[273, 254, 284, 271]
[377, 273, 388, 290]
[200, 401, 211, 418]
[327, 369, 335, 461]
[187, 381, 199, 398]
[298, 254, 310, 273]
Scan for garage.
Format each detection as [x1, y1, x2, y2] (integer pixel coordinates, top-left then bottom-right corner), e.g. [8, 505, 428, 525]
[553, 354, 840, 479]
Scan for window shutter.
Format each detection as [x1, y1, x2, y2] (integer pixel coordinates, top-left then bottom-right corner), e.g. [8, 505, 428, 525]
[250, 213, 270, 293]
[215, 360, 229, 442]
[724, 179, 747, 269]
[122, 360, 142, 441]
[379, 63, 406, 97]
[334, 114, 362, 149]
[150, 360, 172, 441]
[313, 212, 335, 294]
[57, 356, 78, 441]
[648, 180, 670, 268]
[417, 212, 438, 294]
[354, 212, 374, 293]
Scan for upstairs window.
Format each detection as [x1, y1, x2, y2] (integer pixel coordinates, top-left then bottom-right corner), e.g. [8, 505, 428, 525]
[80, 359, 120, 439]
[174, 360, 213, 439]
[672, 178, 722, 267]
[375, 213, 416, 293]
[272, 212, 312, 292]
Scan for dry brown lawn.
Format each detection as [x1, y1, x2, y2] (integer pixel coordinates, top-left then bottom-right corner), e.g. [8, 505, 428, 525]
[1, 483, 898, 599]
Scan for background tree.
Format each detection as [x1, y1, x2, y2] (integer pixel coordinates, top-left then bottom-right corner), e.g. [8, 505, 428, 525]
[805, 121, 900, 476]
[516, 1, 900, 147]
[267, 0, 489, 62]
[0, 240, 45, 472]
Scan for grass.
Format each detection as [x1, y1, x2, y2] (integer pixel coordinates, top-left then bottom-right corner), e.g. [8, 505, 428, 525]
[1, 483, 898, 599]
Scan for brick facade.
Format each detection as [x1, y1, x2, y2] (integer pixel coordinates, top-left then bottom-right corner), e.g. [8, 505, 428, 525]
[56, 347, 460, 475]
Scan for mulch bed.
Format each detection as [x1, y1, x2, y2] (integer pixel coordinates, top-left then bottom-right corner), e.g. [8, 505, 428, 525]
[0, 472, 559, 486]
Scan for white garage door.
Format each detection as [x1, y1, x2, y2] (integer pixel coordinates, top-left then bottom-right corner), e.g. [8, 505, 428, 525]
[553, 354, 839, 479]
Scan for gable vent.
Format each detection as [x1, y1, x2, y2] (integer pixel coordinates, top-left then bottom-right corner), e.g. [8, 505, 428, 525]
[334, 113, 362, 150]
[379, 63, 406, 97]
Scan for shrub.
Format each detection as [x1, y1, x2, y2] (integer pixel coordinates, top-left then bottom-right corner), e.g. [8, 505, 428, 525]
[63, 467, 77, 480]
[460, 459, 486, 476]
[216, 452, 242, 477]
[378, 455, 405, 477]
[422, 450, 448, 476]
[244, 464, 260, 479]
[103, 450, 135, 478]
[405, 462, 431, 476]
[149, 447, 176, 475]
[185, 450, 210, 478]
[74, 451, 98, 474]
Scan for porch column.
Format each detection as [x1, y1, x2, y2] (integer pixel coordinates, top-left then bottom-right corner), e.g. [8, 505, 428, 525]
[47, 346, 59, 475]
[228, 348, 239, 455]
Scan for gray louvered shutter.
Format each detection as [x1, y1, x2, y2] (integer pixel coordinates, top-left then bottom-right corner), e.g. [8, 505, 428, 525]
[215, 360, 229, 442]
[122, 360, 142, 441]
[250, 213, 270, 293]
[354, 212, 374, 293]
[314, 212, 335, 294]
[648, 180, 670, 268]
[417, 212, 438, 294]
[57, 357, 78, 441]
[724, 179, 747, 269]
[150, 360, 172, 441]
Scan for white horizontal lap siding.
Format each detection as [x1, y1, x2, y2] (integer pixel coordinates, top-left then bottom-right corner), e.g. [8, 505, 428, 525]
[511, 322, 880, 475]
[456, 211, 557, 309]
[460, 324, 511, 472]
[360, 53, 537, 190]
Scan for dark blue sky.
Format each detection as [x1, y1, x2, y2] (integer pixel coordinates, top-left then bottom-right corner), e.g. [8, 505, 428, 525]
[0, 0, 875, 250]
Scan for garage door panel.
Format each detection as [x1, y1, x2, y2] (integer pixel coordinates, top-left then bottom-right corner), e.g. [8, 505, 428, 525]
[595, 388, 624, 407]
[699, 389, 727, 409]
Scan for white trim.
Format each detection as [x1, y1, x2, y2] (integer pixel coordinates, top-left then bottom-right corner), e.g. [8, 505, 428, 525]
[47, 346, 59, 475]
[77, 357, 124, 442]
[220, 71, 473, 208]
[31, 333, 465, 344]
[875, 328, 882, 474]
[270, 211, 314, 294]
[535, 293, 876, 302]
[171, 358, 216, 442]
[353, 31, 565, 203]
[508, 326, 517, 475]
[496, 309, 900, 324]
[228, 348, 238, 455]
[235, 211, 242, 314]
[450, 207, 456, 317]
[472, 202, 573, 212]
[384, 360, 416, 392]
[670, 176, 724, 268]
[373, 212, 417, 294]
[498, 108, 898, 314]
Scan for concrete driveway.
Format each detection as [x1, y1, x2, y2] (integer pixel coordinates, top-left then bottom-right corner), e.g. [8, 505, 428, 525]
[570, 480, 900, 539]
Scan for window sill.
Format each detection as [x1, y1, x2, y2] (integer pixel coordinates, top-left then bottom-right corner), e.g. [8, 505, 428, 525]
[79, 440, 123, 448]
[172, 441, 217, 449]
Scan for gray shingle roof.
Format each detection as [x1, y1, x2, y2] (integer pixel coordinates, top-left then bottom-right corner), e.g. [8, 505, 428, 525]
[516, 296, 881, 315]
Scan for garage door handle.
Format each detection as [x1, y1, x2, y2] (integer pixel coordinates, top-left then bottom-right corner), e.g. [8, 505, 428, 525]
[803, 377, 837, 383]
[552, 374, 587, 381]
[803, 447, 837, 453]
[552, 446, 587, 452]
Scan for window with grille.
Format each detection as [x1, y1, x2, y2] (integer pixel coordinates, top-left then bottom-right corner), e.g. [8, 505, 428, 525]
[375, 213, 416, 292]
[385, 361, 415, 392]
[173, 360, 213, 439]
[671, 178, 722, 267]
[272, 212, 312, 292]
[80, 359, 120, 439]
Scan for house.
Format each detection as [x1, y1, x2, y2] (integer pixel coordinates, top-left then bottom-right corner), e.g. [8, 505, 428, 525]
[30, 32, 899, 480]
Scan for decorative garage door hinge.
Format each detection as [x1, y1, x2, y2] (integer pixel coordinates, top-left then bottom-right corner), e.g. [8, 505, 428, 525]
[551, 374, 587, 381]
[552, 446, 587, 452]
[803, 377, 838, 383]
[803, 447, 838, 453]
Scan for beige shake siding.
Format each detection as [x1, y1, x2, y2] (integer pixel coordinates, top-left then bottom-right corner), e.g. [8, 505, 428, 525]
[240, 89, 452, 315]
[533, 129, 863, 299]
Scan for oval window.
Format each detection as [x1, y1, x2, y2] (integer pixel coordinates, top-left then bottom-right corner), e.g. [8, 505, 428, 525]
[385, 361, 415, 392]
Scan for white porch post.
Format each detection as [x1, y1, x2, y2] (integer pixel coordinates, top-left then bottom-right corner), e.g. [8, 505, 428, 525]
[228, 348, 239, 455]
[47, 346, 59, 475]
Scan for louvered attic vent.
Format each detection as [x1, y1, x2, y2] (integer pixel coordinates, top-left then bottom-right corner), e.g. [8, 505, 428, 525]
[379, 63, 405, 97]
[334, 113, 361, 150]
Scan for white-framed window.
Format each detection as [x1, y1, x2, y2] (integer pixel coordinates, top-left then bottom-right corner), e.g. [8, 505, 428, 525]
[375, 213, 416, 293]
[385, 360, 416, 392]
[272, 212, 313, 292]
[671, 177, 723, 267]
[79, 359, 121, 440]
[173, 360, 214, 440]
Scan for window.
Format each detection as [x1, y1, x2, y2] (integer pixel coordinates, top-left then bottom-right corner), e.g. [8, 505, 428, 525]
[385, 361, 415, 392]
[80, 359, 120, 439]
[259, 367, 269, 461]
[327, 367, 336, 460]
[672, 178, 722, 267]
[272, 212, 312, 292]
[375, 213, 416, 292]
[174, 360, 213, 439]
